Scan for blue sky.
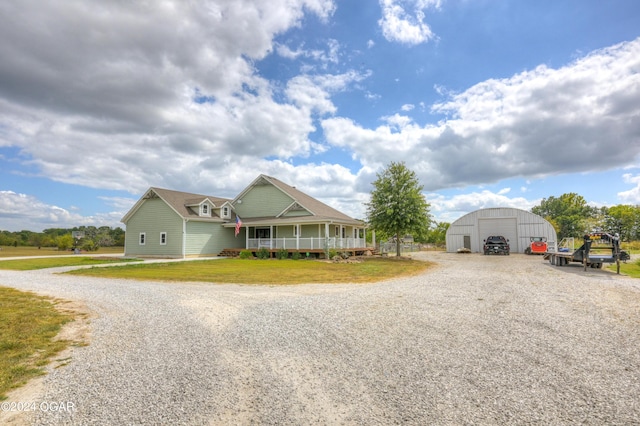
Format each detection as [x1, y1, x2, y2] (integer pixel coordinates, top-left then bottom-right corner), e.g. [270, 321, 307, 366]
[1, 0, 639, 232]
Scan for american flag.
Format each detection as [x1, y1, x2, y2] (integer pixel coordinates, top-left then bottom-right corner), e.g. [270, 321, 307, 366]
[235, 215, 242, 237]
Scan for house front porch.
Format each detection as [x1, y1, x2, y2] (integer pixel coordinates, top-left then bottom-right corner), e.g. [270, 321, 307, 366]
[247, 236, 367, 250]
[221, 236, 373, 258]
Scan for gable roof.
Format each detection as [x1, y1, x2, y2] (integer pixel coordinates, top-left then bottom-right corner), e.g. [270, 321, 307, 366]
[232, 174, 362, 226]
[122, 187, 232, 223]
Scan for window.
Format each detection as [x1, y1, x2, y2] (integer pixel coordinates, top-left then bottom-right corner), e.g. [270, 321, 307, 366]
[294, 224, 298, 237]
[335, 226, 340, 237]
[139, 232, 146, 245]
[160, 232, 167, 245]
[202, 204, 209, 216]
[222, 206, 230, 218]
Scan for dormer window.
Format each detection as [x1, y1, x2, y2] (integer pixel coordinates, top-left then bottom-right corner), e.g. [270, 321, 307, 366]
[201, 204, 209, 216]
[222, 206, 230, 218]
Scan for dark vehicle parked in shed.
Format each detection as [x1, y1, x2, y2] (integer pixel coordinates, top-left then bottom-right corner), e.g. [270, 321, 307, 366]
[483, 236, 510, 255]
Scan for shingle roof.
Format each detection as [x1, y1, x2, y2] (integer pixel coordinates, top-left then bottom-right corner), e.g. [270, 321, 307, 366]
[145, 187, 231, 220]
[123, 176, 363, 227]
[253, 175, 362, 225]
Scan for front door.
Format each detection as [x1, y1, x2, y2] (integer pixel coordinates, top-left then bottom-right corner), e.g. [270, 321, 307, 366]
[256, 228, 270, 238]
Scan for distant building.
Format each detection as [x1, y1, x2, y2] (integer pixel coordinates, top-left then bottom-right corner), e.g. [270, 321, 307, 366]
[445, 207, 557, 253]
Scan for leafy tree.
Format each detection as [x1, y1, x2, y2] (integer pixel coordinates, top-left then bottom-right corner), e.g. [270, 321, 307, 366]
[366, 162, 431, 256]
[531, 193, 594, 240]
[603, 205, 640, 241]
[56, 234, 74, 251]
[425, 221, 450, 245]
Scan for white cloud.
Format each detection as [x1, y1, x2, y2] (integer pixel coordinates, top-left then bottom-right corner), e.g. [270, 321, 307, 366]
[618, 173, 640, 204]
[0, 191, 123, 232]
[427, 190, 539, 223]
[0, 0, 339, 196]
[323, 38, 640, 191]
[285, 70, 370, 117]
[378, 0, 441, 45]
[276, 38, 341, 67]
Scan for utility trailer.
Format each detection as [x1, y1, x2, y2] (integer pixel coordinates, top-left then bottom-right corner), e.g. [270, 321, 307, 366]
[543, 232, 630, 274]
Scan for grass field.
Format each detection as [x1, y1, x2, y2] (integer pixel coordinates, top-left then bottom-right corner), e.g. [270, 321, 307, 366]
[0, 287, 74, 400]
[66, 257, 433, 284]
[607, 259, 640, 278]
[0, 257, 139, 271]
[0, 246, 124, 258]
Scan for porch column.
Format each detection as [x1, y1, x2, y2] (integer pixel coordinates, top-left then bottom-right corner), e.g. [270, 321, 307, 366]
[296, 224, 300, 250]
[270, 225, 273, 249]
[182, 219, 187, 259]
[325, 223, 329, 249]
[245, 225, 248, 250]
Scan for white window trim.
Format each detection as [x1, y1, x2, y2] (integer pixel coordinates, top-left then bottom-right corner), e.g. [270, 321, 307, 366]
[201, 204, 209, 216]
[294, 224, 299, 237]
[139, 232, 146, 245]
[160, 232, 167, 245]
[222, 206, 230, 218]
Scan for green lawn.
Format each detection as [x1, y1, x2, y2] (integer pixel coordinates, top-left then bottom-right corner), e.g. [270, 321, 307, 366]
[66, 257, 433, 284]
[607, 259, 640, 278]
[0, 246, 124, 258]
[0, 257, 138, 271]
[0, 287, 74, 400]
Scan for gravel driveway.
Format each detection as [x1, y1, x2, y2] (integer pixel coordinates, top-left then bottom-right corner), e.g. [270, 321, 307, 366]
[2, 252, 640, 425]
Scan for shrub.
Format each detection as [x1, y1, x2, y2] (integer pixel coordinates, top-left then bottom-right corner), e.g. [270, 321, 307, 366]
[81, 240, 99, 252]
[291, 251, 302, 260]
[256, 247, 270, 259]
[276, 248, 289, 259]
[239, 250, 253, 259]
[328, 248, 338, 259]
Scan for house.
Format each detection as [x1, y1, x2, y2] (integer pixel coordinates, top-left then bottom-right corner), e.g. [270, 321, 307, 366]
[122, 174, 369, 258]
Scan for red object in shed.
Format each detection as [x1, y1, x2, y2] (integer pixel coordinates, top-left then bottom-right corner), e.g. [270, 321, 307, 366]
[527, 237, 548, 255]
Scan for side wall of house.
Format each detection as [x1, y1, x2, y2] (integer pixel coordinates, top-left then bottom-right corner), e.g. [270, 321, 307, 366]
[234, 185, 293, 218]
[124, 198, 183, 257]
[185, 221, 244, 256]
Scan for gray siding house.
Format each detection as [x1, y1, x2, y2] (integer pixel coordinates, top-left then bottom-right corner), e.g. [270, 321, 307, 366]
[122, 175, 368, 258]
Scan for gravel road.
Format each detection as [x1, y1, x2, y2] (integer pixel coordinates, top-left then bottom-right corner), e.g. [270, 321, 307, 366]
[1, 252, 640, 425]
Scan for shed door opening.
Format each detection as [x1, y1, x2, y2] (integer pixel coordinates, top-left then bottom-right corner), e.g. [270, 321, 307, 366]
[463, 235, 471, 250]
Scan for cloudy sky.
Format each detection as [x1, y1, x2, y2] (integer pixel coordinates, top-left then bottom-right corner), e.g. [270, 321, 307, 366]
[1, 0, 639, 232]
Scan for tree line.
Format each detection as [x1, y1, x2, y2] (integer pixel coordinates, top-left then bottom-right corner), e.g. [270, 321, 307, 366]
[0, 226, 125, 251]
[531, 193, 640, 241]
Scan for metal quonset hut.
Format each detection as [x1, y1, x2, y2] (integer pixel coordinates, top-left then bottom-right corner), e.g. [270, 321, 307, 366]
[445, 207, 557, 254]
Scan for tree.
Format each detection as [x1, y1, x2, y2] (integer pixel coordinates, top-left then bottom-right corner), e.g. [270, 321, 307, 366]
[56, 234, 74, 251]
[603, 205, 640, 241]
[531, 193, 594, 240]
[425, 221, 450, 245]
[366, 162, 431, 256]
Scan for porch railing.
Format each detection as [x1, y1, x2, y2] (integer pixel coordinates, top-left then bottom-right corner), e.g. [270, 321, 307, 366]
[247, 237, 368, 250]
